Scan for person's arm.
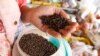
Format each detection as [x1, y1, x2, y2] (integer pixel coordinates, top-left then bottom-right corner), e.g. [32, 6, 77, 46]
[20, 6, 31, 22]
[17, 0, 78, 37]
[17, 0, 30, 22]
[21, 5, 78, 37]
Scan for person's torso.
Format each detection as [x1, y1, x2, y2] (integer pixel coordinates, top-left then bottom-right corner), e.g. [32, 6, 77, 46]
[0, 0, 21, 44]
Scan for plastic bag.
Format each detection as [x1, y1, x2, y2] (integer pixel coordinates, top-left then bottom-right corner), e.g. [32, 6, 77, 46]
[71, 41, 98, 56]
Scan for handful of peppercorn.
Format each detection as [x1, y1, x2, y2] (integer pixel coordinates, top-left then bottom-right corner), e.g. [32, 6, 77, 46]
[40, 14, 70, 32]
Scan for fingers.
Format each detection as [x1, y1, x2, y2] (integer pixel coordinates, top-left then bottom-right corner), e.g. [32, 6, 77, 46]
[41, 25, 61, 38]
[42, 22, 78, 38]
[59, 29, 71, 37]
[41, 25, 48, 32]
[65, 22, 78, 33]
[59, 9, 70, 19]
[36, 5, 69, 19]
[46, 29, 61, 38]
[59, 22, 78, 37]
[36, 6, 77, 38]
[55, 7, 69, 19]
[41, 23, 78, 38]
[35, 5, 55, 16]
[30, 17, 43, 30]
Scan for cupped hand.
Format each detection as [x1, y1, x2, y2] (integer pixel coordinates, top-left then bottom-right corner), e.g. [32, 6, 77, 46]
[26, 6, 78, 38]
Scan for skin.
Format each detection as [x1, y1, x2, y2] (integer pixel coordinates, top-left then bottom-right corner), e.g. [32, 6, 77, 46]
[20, 5, 78, 38]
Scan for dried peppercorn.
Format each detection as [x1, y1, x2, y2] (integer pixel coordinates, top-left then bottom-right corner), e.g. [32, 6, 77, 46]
[40, 14, 70, 32]
[19, 33, 57, 56]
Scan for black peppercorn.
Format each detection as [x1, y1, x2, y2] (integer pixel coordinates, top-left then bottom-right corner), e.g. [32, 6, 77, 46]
[19, 33, 57, 56]
[40, 14, 70, 32]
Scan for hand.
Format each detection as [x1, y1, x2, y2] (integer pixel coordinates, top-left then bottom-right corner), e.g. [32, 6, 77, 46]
[24, 6, 78, 38]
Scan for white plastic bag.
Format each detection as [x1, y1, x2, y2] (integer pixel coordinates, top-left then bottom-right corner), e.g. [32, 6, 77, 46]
[71, 41, 98, 56]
